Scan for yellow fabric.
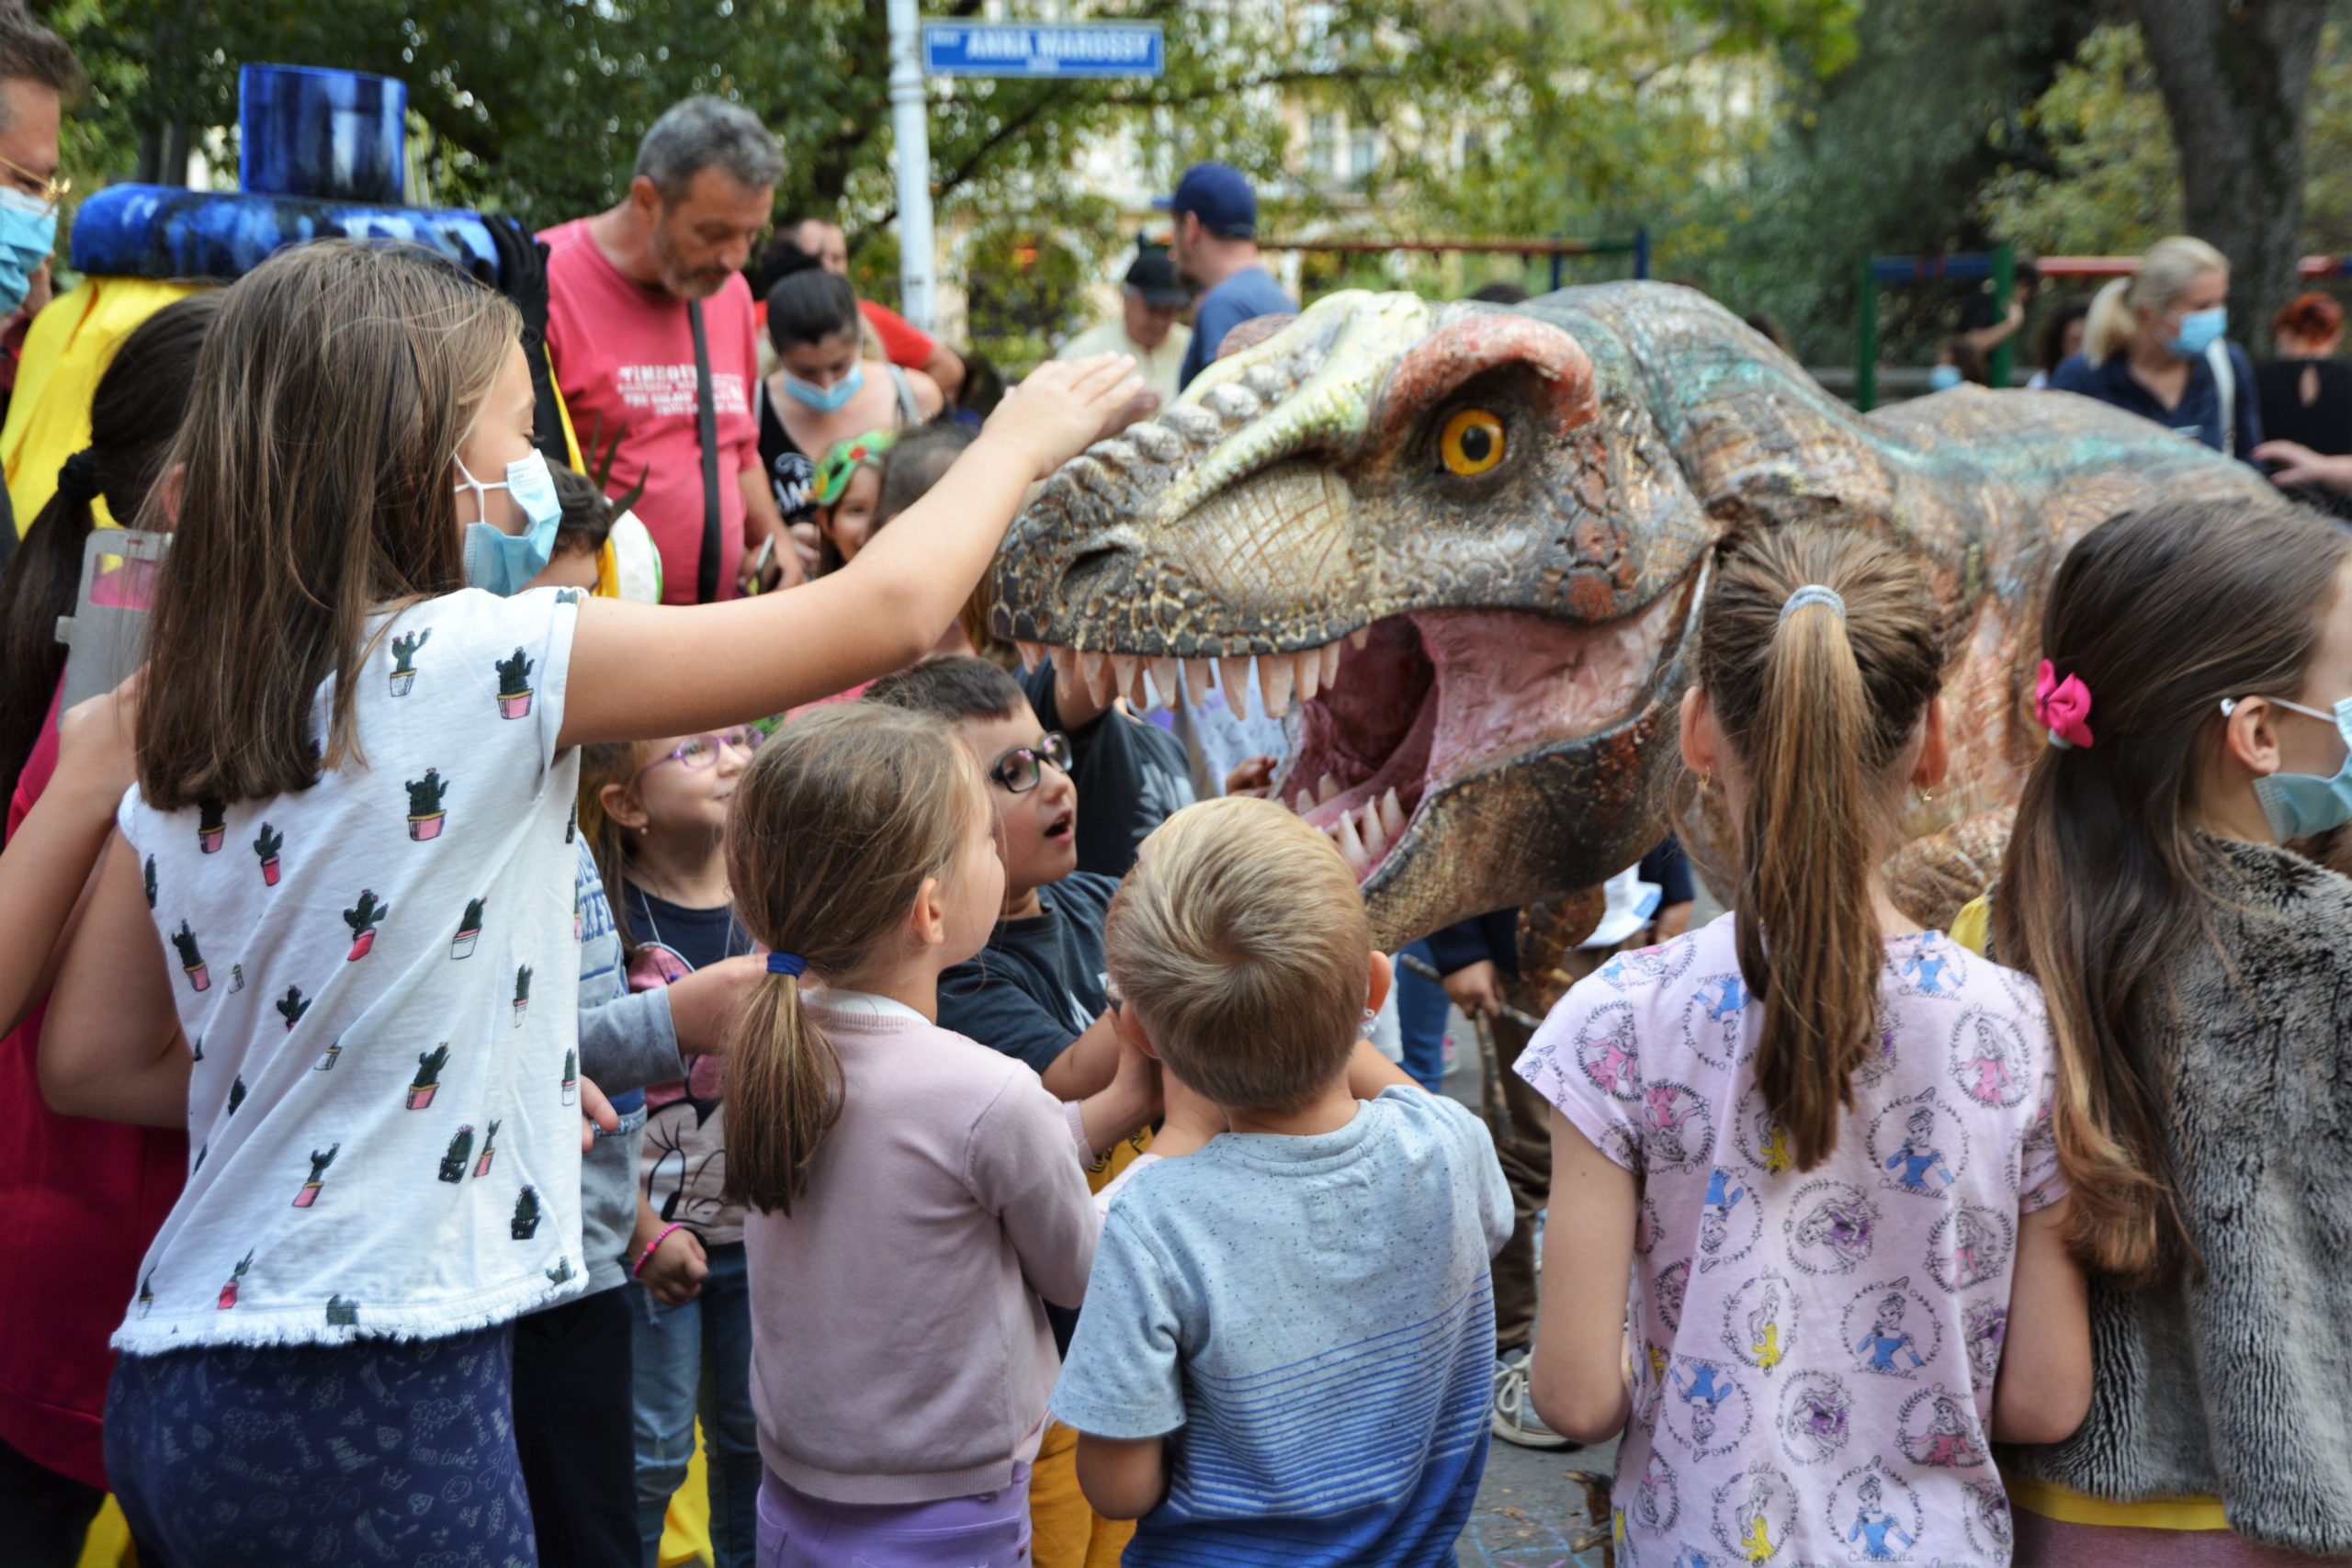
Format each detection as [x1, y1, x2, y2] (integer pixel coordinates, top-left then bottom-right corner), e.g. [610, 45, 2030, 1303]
[1949, 894, 1992, 956]
[1031, 1419, 1136, 1568]
[659, 1419, 715, 1566]
[2005, 1472, 2233, 1531]
[75, 1496, 131, 1566]
[5, 278, 212, 533]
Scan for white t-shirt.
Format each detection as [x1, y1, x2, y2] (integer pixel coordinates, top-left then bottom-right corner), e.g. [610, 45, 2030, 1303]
[116, 587, 584, 1353]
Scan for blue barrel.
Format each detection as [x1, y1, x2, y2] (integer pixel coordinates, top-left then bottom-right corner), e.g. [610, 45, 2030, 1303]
[238, 64, 407, 206]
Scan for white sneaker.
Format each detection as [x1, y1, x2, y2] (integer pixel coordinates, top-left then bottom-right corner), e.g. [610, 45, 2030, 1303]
[1491, 1348, 1577, 1450]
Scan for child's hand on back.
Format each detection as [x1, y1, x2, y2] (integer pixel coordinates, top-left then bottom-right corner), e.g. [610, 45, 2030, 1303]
[53, 671, 144, 809]
[668, 953, 767, 1056]
[578, 1073, 620, 1151]
[985, 354, 1142, 479]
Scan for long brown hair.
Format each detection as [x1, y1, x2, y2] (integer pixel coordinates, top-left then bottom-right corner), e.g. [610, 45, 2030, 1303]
[720, 705, 982, 1213]
[579, 741, 652, 955]
[1991, 499, 2351, 1283]
[1698, 525, 1946, 1171]
[135, 242, 519, 807]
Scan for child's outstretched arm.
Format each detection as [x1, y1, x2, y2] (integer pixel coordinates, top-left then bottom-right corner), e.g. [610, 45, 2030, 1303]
[1530, 1109, 1638, 1444]
[560, 355, 1138, 748]
[1990, 1199, 2092, 1443]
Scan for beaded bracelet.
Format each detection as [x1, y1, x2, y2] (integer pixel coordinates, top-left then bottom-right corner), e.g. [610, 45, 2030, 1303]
[633, 1222, 687, 1278]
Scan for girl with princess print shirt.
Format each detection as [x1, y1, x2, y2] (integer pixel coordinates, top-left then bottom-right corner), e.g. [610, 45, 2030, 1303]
[0, 241, 1135, 1563]
[1516, 526, 2091, 1566]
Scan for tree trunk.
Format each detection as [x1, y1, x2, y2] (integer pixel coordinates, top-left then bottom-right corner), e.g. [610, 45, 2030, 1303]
[2133, 0, 2329, 346]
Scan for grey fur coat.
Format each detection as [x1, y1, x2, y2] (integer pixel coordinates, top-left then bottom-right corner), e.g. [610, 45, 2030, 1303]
[2005, 834, 2352, 1551]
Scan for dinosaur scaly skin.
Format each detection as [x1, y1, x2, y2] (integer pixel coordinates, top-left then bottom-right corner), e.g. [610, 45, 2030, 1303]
[994, 283, 2276, 946]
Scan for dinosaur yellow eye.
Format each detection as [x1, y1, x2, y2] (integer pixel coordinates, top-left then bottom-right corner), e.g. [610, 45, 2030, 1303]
[1440, 409, 1506, 476]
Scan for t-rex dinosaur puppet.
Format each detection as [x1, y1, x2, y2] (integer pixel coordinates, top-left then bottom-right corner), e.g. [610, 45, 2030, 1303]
[993, 282, 2278, 954]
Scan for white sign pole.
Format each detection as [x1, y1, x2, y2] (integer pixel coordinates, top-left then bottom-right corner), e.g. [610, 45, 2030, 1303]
[887, 0, 936, 332]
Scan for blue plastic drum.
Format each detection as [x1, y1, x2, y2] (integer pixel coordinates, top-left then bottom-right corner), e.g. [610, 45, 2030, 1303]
[237, 63, 407, 205]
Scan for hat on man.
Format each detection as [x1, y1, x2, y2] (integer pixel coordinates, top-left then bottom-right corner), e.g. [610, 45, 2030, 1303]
[1157, 162, 1257, 240]
[1124, 249, 1189, 309]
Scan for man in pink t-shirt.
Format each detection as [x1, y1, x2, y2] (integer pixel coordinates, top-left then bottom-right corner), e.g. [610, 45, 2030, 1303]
[543, 96, 795, 604]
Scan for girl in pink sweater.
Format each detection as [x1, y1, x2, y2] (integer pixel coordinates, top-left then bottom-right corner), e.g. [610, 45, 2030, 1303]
[720, 705, 1156, 1567]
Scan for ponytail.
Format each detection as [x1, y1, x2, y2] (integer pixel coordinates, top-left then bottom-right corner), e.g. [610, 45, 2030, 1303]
[718, 703, 985, 1213]
[720, 964, 844, 1214]
[1696, 527, 1946, 1173]
[1736, 593, 1883, 1169]
[2082, 276, 2135, 367]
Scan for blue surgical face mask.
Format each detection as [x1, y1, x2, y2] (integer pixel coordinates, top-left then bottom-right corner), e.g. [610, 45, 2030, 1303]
[454, 448, 563, 597]
[2169, 305, 2227, 359]
[1928, 364, 1963, 391]
[2227, 694, 2352, 840]
[0, 187, 57, 318]
[782, 360, 864, 412]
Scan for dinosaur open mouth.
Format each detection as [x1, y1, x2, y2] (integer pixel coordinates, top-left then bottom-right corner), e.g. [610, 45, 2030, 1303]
[1019, 561, 1704, 886]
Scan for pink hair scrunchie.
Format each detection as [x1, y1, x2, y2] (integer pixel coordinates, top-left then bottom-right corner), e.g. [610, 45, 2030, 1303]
[2036, 660, 2095, 750]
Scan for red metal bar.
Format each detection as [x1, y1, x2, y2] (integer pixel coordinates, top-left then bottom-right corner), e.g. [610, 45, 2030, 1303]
[1256, 236, 1636, 257]
[2037, 254, 2346, 278]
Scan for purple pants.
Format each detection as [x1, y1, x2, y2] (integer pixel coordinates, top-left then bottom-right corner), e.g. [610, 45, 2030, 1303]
[755, 1464, 1032, 1568]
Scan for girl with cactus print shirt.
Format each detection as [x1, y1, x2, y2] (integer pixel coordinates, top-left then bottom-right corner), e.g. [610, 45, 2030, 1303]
[0, 242, 1134, 1563]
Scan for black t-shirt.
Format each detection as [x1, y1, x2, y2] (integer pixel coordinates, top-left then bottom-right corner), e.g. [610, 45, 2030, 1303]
[1021, 663, 1194, 880]
[620, 883, 751, 971]
[936, 870, 1116, 1077]
[2256, 357, 2352, 454]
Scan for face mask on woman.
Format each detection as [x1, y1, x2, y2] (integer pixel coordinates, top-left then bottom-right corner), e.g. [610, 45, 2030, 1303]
[1928, 365, 1963, 392]
[783, 362, 865, 413]
[2168, 306, 2228, 359]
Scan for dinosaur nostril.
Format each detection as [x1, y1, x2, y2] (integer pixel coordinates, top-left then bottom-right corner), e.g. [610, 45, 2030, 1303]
[1058, 543, 1129, 605]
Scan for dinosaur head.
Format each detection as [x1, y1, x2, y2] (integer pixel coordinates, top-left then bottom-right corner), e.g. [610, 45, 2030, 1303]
[995, 288, 1715, 944]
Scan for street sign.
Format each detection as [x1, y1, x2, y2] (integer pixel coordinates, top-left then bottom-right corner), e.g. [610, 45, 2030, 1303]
[921, 20, 1164, 78]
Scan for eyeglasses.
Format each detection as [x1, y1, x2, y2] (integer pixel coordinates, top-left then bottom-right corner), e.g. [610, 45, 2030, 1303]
[0, 152, 67, 213]
[987, 731, 1073, 794]
[639, 727, 767, 775]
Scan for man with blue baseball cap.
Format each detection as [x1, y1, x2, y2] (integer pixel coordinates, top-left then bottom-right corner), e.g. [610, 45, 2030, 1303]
[1159, 161, 1295, 389]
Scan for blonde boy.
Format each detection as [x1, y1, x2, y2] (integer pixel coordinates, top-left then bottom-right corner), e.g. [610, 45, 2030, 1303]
[1051, 797, 1512, 1566]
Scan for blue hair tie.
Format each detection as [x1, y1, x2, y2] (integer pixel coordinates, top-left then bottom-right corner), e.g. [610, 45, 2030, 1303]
[1779, 584, 1847, 622]
[766, 952, 808, 978]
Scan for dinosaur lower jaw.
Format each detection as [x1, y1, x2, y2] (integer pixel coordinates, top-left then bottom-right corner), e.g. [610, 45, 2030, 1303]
[1275, 573, 1701, 884]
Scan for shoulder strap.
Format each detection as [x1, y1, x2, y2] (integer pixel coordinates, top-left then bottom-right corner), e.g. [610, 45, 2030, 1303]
[2207, 339, 2236, 457]
[688, 300, 722, 603]
[889, 363, 922, 426]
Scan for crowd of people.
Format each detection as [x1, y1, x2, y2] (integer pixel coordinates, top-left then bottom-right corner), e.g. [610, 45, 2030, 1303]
[0, 10, 2347, 1568]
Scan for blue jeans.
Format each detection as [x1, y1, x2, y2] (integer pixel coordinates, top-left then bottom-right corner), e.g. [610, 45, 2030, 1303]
[630, 1239, 759, 1568]
[1396, 940, 1452, 1092]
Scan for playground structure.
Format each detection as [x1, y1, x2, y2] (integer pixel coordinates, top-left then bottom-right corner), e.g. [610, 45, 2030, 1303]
[1856, 247, 2352, 411]
[1260, 230, 1650, 292]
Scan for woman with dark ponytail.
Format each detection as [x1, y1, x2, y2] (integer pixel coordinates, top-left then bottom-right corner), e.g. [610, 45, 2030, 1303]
[0, 290, 220, 802]
[1518, 525, 2091, 1564]
[0, 288, 216, 1563]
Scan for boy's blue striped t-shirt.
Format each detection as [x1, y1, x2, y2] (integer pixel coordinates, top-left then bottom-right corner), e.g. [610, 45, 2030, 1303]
[1049, 1087, 1512, 1566]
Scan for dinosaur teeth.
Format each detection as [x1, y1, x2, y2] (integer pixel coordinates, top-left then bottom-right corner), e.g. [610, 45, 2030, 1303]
[1359, 799, 1388, 857]
[1331, 808, 1371, 876]
[1349, 626, 1370, 651]
[1294, 646, 1321, 703]
[1217, 656, 1251, 707]
[1014, 640, 1045, 673]
[1148, 657, 1179, 710]
[1295, 789, 1317, 815]
[1259, 654, 1295, 718]
[1080, 650, 1118, 708]
[1110, 653, 1145, 709]
[1317, 773, 1341, 805]
[1181, 658, 1213, 705]
[1378, 786, 1408, 841]
[1319, 641, 1342, 692]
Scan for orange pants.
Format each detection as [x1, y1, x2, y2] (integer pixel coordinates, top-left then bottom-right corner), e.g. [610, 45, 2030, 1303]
[1029, 1419, 1135, 1568]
